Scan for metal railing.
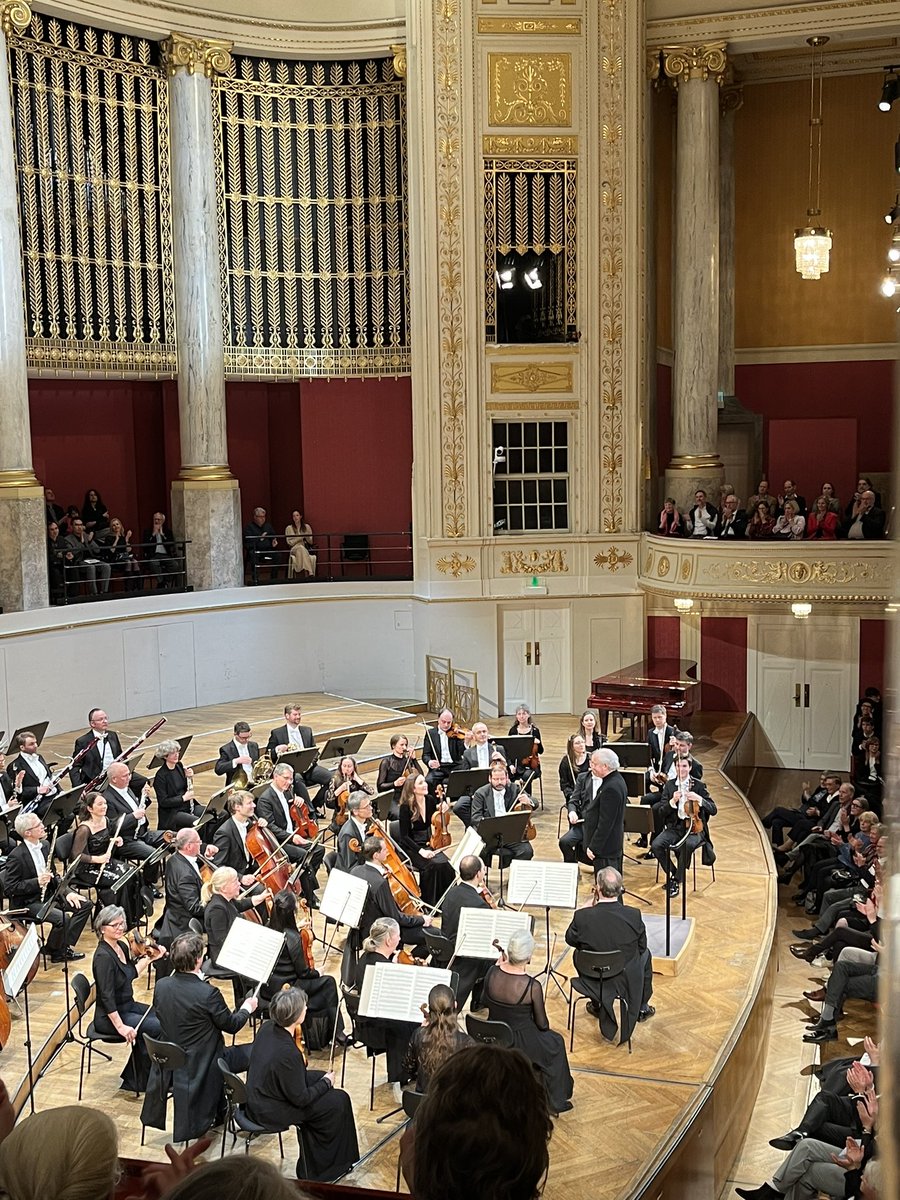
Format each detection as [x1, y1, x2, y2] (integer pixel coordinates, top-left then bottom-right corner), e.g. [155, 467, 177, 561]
[246, 531, 413, 584]
[49, 540, 190, 605]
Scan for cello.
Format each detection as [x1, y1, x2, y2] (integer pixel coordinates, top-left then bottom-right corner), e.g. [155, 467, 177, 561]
[367, 818, 424, 915]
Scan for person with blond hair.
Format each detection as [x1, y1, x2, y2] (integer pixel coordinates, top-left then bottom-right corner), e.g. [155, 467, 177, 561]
[0, 1105, 119, 1200]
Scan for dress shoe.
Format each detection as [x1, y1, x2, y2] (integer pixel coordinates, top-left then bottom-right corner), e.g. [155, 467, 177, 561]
[735, 1185, 783, 1200]
[802, 1023, 837, 1044]
[51, 949, 85, 963]
[556, 1100, 574, 1114]
[585, 1000, 601, 1017]
[637, 1005, 655, 1022]
[792, 928, 818, 939]
[666, 880, 679, 898]
[634, 836, 648, 849]
[151, 887, 163, 900]
[769, 1130, 804, 1151]
[789, 944, 815, 961]
[803, 987, 826, 1002]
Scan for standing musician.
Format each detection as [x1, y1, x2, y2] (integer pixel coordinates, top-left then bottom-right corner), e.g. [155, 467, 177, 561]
[245, 987, 359, 1183]
[101, 762, 164, 889]
[397, 775, 454, 907]
[153, 827, 218, 949]
[153, 739, 199, 831]
[438, 855, 493, 1009]
[264, 891, 346, 1048]
[202, 867, 271, 1001]
[336, 793, 374, 873]
[377, 734, 425, 819]
[558, 734, 590, 864]
[650, 756, 717, 898]
[6, 731, 60, 818]
[507, 705, 543, 793]
[325, 756, 374, 830]
[646, 705, 677, 789]
[2, 812, 91, 962]
[72, 708, 149, 791]
[353, 917, 420, 1102]
[423, 710, 466, 791]
[70, 791, 142, 929]
[564, 867, 655, 1033]
[579, 749, 628, 875]
[214, 721, 261, 787]
[452, 724, 506, 827]
[637, 731, 702, 848]
[266, 702, 331, 814]
[471, 761, 535, 867]
[351, 836, 431, 948]
[256, 763, 325, 909]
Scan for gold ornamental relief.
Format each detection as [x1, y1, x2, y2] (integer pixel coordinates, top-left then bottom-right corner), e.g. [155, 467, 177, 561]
[593, 546, 634, 574]
[161, 31, 233, 77]
[490, 361, 573, 395]
[0, 1, 31, 36]
[701, 559, 889, 587]
[436, 552, 476, 578]
[680, 558, 693, 582]
[488, 54, 571, 127]
[657, 556, 671, 578]
[478, 18, 581, 35]
[500, 549, 569, 575]
[660, 42, 727, 86]
[390, 43, 407, 79]
[482, 135, 578, 156]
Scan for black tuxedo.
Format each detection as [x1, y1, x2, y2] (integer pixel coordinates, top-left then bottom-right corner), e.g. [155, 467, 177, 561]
[581, 770, 628, 870]
[651, 778, 717, 883]
[335, 818, 369, 874]
[439, 880, 490, 1006]
[1, 839, 91, 953]
[5, 754, 58, 815]
[349, 861, 426, 946]
[423, 726, 464, 790]
[457, 742, 505, 772]
[646, 724, 677, 775]
[565, 901, 652, 1020]
[72, 730, 149, 792]
[266, 723, 314, 757]
[212, 817, 255, 874]
[254, 784, 324, 902]
[265, 724, 330, 804]
[470, 782, 534, 866]
[154, 852, 205, 944]
[716, 509, 749, 539]
[214, 740, 260, 786]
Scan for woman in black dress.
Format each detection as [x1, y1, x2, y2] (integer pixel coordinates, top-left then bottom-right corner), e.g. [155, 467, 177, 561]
[402, 982, 472, 1092]
[508, 704, 543, 794]
[397, 774, 454, 908]
[354, 917, 419, 1100]
[264, 890, 346, 1048]
[91, 904, 165, 1091]
[376, 734, 425, 820]
[325, 756, 374, 828]
[81, 487, 109, 534]
[71, 792, 141, 927]
[153, 740, 199, 831]
[202, 867, 270, 1002]
[483, 928, 573, 1114]
[578, 709, 605, 753]
[246, 987, 359, 1182]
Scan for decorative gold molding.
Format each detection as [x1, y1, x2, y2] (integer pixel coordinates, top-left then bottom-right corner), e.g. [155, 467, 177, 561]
[593, 546, 634, 573]
[435, 552, 476, 577]
[485, 400, 578, 412]
[0, 1, 30, 36]
[178, 465, 235, 482]
[161, 31, 233, 77]
[0, 468, 41, 490]
[660, 42, 728, 86]
[478, 18, 581, 35]
[482, 135, 578, 156]
[490, 361, 573, 394]
[500, 550, 569, 575]
[680, 558, 693, 581]
[389, 42, 406, 78]
[488, 54, 571, 126]
[703, 558, 887, 587]
[657, 555, 671, 578]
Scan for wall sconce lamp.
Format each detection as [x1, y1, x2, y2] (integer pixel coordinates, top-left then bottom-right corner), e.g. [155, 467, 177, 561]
[791, 602, 812, 620]
[673, 598, 694, 614]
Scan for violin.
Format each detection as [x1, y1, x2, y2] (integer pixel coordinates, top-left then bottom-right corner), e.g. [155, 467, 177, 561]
[429, 785, 451, 851]
[447, 724, 472, 741]
[397, 948, 429, 966]
[511, 796, 537, 841]
[683, 793, 705, 835]
[281, 985, 309, 1065]
[478, 885, 499, 910]
[333, 778, 372, 827]
[127, 928, 165, 960]
[491, 937, 508, 962]
[522, 738, 541, 772]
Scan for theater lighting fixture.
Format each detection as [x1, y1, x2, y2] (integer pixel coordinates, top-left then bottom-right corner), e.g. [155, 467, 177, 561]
[495, 267, 514, 290]
[880, 273, 898, 298]
[884, 196, 900, 225]
[522, 267, 542, 290]
[673, 598, 694, 614]
[889, 242, 900, 263]
[791, 602, 812, 620]
[878, 72, 900, 112]
[793, 37, 833, 279]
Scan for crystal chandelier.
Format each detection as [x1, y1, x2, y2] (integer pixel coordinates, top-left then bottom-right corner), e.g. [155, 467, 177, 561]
[794, 37, 833, 280]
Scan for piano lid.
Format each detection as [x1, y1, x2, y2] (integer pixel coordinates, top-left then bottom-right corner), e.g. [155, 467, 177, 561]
[593, 658, 698, 690]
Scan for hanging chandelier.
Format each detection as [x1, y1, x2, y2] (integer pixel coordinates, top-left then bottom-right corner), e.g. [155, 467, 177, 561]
[794, 36, 833, 280]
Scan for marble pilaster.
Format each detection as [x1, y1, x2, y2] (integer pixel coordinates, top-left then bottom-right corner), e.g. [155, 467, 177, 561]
[718, 85, 742, 401]
[662, 43, 726, 509]
[0, 2, 48, 611]
[162, 32, 243, 590]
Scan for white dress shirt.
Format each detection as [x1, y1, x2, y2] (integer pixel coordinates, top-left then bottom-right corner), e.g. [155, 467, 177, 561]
[111, 784, 146, 831]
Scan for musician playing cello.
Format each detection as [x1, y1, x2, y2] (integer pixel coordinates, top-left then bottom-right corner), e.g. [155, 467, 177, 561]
[350, 836, 431, 948]
[256, 763, 324, 909]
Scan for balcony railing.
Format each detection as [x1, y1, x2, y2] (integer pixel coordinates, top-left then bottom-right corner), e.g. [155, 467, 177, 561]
[49, 540, 190, 605]
[246, 531, 413, 585]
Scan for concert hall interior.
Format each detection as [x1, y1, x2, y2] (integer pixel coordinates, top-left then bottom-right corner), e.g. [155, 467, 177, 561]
[0, 0, 896, 1199]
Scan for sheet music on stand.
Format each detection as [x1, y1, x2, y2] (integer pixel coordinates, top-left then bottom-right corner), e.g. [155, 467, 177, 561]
[455, 908, 534, 960]
[2, 922, 40, 998]
[215, 920, 284, 984]
[359, 962, 453, 1022]
[319, 869, 369, 929]
[449, 825, 485, 873]
[507, 860, 579, 910]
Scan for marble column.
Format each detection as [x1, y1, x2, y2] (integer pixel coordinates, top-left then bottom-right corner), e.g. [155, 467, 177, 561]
[0, 1, 48, 611]
[718, 84, 742, 402]
[662, 43, 727, 510]
[162, 32, 243, 592]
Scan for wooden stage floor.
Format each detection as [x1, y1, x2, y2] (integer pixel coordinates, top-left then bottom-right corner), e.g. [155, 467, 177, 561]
[4, 697, 795, 1199]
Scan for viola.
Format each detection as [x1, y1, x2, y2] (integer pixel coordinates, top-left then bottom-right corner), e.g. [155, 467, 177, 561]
[522, 737, 541, 771]
[478, 885, 499, 910]
[512, 770, 537, 841]
[429, 785, 451, 851]
[397, 948, 429, 966]
[280, 985, 309, 1065]
[295, 897, 316, 971]
[127, 928, 165, 960]
[447, 724, 471, 741]
[333, 778, 371, 827]
[683, 794, 705, 835]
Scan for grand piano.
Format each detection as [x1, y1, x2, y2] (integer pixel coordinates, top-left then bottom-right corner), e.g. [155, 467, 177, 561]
[588, 658, 699, 738]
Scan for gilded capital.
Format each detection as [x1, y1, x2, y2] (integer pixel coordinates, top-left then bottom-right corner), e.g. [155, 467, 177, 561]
[720, 84, 744, 115]
[0, 1, 31, 36]
[660, 42, 728, 87]
[161, 32, 233, 79]
[390, 43, 407, 79]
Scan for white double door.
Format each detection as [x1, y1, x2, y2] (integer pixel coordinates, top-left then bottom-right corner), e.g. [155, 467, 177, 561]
[749, 615, 856, 771]
[501, 607, 571, 715]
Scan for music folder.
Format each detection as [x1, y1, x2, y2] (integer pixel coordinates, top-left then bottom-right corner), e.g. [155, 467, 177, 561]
[216, 920, 285, 985]
[507, 860, 578, 910]
[477, 810, 532, 849]
[146, 735, 194, 771]
[614, 741, 652, 769]
[43, 784, 87, 826]
[359, 961, 453, 1022]
[454, 908, 534, 959]
[8, 721, 51, 749]
[278, 747, 319, 774]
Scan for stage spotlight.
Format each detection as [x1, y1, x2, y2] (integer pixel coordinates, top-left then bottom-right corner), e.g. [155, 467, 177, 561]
[878, 74, 900, 111]
[522, 267, 542, 290]
[880, 273, 898, 298]
[495, 268, 514, 290]
[884, 196, 900, 225]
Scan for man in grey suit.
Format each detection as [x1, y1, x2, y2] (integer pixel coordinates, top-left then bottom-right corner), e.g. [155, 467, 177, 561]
[471, 761, 534, 867]
[452, 723, 506, 827]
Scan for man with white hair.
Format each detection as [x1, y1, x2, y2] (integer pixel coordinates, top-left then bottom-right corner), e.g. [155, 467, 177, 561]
[576, 749, 628, 874]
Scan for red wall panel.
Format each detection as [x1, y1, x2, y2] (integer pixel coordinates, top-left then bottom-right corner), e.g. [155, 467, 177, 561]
[858, 619, 886, 699]
[700, 616, 748, 712]
[647, 615, 680, 662]
[655, 362, 672, 480]
[766, 418, 857, 512]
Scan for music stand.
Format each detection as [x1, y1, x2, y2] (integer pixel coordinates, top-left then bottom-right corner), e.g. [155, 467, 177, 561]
[490, 735, 533, 763]
[278, 747, 319, 775]
[3, 923, 41, 1113]
[614, 742, 651, 769]
[476, 810, 532, 900]
[146, 735, 193, 771]
[8, 721, 51, 749]
[320, 733, 367, 761]
[371, 790, 394, 822]
[43, 785, 87, 829]
[621, 806, 653, 904]
[445, 769, 489, 798]
[622, 770, 646, 799]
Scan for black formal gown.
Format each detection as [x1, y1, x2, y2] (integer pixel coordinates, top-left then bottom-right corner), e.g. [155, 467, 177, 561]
[92, 939, 162, 1091]
[353, 951, 419, 1083]
[483, 964, 573, 1113]
[246, 1021, 359, 1182]
[397, 800, 454, 907]
[263, 927, 340, 1051]
[71, 821, 141, 927]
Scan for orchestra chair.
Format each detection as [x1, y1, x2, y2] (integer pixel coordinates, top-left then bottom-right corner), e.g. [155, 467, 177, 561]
[339, 986, 389, 1111]
[188, 918, 204, 935]
[216, 1058, 289, 1162]
[653, 841, 716, 892]
[141, 1034, 187, 1145]
[567, 948, 631, 1054]
[465, 1013, 514, 1048]
[71, 971, 128, 1099]
[395, 1089, 426, 1190]
[421, 927, 452, 968]
[341, 533, 371, 576]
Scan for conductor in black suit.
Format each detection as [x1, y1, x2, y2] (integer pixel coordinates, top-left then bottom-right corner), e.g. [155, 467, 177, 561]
[579, 748, 628, 875]
[214, 721, 260, 787]
[439, 854, 492, 1008]
[265, 702, 331, 811]
[72, 708, 148, 791]
[471, 761, 534, 867]
[350, 836, 430, 949]
[565, 867, 654, 1024]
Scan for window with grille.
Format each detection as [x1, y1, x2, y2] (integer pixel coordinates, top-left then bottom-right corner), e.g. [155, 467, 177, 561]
[492, 421, 569, 533]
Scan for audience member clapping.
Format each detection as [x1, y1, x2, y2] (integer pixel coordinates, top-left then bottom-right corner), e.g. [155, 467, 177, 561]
[81, 488, 110, 534]
[805, 495, 838, 539]
[657, 497, 685, 536]
[772, 499, 805, 539]
[747, 500, 776, 540]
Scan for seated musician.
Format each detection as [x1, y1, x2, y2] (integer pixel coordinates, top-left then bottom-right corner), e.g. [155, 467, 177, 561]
[73, 708, 148, 792]
[142, 932, 258, 1143]
[578, 709, 605, 754]
[565, 867, 655, 1034]
[422, 709, 465, 791]
[336, 792, 374, 873]
[438, 854, 493, 1008]
[153, 827, 217, 951]
[402, 982, 473, 1091]
[264, 890, 346, 1047]
[5, 731, 61, 819]
[0, 748, 22, 837]
[246, 986, 359, 1182]
[153, 739, 199, 831]
[70, 791, 142, 928]
[397, 774, 454, 907]
[471, 761, 535, 867]
[214, 721, 261, 787]
[377, 734, 425, 820]
[636, 730, 702, 848]
[558, 735, 590, 865]
[91, 904, 164, 1092]
[201, 867, 271, 1001]
[266, 702, 331, 812]
[351, 835, 431, 948]
[255, 763, 324, 909]
[650, 756, 717, 898]
[2, 812, 91, 963]
[101, 762, 165, 888]
[325, 756, 374, 831]
[212, 791, 266, 887]
[452, 723, 506, 827]
[641, 753, 706, 849]
[508, 704, 543, 794]
[353, 917, 420, 1102]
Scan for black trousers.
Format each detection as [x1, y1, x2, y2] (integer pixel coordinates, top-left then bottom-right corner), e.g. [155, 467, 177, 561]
[26, 895, 92, 953]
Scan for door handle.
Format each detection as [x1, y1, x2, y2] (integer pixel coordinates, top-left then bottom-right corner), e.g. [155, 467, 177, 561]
[535, 641, 541, 666]
[794, 684, 801, 708]
[525, 642, 532, 666]
[804, 684, 810, 708]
